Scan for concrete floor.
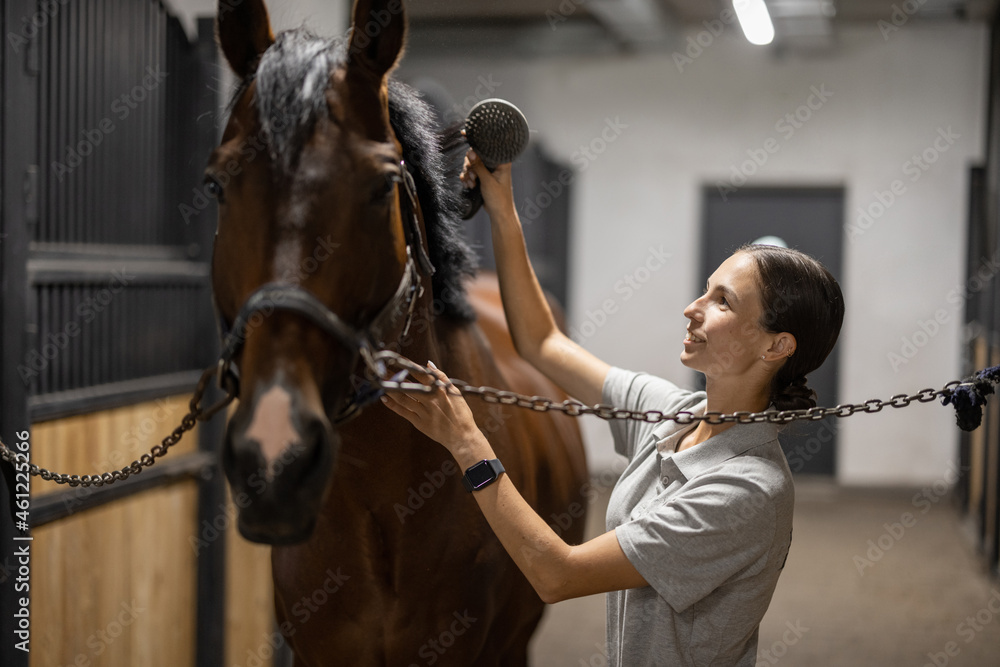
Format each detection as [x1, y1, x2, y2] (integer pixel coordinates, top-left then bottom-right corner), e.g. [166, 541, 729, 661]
[529, 477, 1000, 666]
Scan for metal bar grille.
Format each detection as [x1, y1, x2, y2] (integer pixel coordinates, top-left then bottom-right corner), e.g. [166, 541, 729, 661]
[37, 0, 180, 246]
[25, 0, 217, 420]
[25, 280, 210, 395]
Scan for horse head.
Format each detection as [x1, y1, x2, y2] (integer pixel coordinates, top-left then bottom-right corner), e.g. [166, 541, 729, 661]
[209, 0, 444, 544]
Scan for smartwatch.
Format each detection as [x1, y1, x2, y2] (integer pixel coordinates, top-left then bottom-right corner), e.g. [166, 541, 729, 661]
[462, 459, 506, 492]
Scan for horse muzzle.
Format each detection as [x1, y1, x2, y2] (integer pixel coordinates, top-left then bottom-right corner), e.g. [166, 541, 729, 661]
[222, 385, 337, 545]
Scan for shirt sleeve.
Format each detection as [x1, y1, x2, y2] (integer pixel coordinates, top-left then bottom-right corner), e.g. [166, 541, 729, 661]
[614, 466, 777, 613]
[602, 367, 701, 459]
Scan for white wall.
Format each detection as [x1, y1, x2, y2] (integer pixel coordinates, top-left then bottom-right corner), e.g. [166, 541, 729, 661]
[163, 0, 350, 41]
[399, 22, 988, 486]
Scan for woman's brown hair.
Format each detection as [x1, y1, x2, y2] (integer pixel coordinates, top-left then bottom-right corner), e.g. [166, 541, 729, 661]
[739, 244, 845, 410]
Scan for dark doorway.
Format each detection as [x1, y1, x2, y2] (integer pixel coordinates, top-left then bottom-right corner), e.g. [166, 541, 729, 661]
[701, 186, 845, 476]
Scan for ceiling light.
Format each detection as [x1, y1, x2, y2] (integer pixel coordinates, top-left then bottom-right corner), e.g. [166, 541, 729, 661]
[734, 0, 776, 46]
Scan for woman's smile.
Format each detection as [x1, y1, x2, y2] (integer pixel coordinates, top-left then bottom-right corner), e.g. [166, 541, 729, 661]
[684, 330, 706, 346]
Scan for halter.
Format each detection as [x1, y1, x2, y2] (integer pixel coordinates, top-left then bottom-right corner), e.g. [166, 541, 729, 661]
[215, 159, 435, 424]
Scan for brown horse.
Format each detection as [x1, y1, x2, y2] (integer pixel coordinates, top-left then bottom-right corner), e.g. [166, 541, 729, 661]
[208, 0, 588, 664]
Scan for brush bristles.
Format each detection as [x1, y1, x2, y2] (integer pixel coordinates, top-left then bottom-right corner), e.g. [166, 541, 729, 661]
[464, 99, 530, 169]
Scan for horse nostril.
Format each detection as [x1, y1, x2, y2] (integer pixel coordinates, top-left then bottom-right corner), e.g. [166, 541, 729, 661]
[302, 416, 331, 466]
[279, 414, 334, 482]
[222, 425, 264, 483]
[292, 440, 322, 477]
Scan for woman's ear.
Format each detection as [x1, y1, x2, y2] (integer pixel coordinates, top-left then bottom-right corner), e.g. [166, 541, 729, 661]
[767, 333, 797, 359]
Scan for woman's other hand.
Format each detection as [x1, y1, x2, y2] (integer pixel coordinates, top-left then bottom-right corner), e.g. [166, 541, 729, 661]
[380, 362, 488, 460]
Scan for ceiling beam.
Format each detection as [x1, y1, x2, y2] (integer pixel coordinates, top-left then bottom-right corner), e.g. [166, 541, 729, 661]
[586, 0, 680, 50]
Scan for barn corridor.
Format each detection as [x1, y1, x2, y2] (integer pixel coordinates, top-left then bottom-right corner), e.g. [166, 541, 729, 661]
[530, 478, 1000, 666]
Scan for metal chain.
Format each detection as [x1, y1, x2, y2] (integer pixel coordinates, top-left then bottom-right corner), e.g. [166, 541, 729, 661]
[0, 364, 237, 488]
[0, 348, 976, 488]
[369, 350, 973, 427]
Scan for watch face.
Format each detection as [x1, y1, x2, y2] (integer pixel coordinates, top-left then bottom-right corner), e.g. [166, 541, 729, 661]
[466, 461, 496, 489]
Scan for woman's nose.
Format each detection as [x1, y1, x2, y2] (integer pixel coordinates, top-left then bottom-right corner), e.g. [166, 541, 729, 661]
[683, 298, 702, 320]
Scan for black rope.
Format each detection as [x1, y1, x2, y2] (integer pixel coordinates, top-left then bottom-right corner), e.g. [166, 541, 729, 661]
[941, 364, 1000, 431]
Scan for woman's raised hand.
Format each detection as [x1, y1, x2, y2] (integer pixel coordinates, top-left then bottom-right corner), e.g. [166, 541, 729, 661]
[460, 149, 516, 220]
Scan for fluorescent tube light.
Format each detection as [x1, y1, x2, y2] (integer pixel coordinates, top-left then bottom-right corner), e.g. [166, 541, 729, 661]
[734, 0, 776, 46]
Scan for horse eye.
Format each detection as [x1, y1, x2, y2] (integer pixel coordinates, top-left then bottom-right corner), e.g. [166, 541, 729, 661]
[372, 173, 397, 203]
[203, 174, 225, 202]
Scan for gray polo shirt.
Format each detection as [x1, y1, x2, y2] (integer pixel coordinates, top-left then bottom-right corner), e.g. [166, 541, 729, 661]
[603, 367, 794, 666]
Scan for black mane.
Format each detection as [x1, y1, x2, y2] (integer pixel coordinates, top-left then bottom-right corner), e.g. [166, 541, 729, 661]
[241, 28, 477, 321]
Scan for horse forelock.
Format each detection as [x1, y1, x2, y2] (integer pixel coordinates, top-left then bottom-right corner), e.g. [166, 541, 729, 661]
[254, 29, 346, 176]
[230, 27, 477, 321]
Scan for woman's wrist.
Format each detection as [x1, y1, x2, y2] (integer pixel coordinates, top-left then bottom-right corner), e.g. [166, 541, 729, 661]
[488, 204, 520, 229]
[450, 431, 496, 470]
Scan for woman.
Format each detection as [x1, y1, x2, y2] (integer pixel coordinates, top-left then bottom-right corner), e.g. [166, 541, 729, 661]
[381, 151, 844, 666]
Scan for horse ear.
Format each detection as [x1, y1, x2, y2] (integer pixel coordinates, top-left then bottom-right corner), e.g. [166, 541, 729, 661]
[216, 0, 275, 78]
[346, 0, 406, 80]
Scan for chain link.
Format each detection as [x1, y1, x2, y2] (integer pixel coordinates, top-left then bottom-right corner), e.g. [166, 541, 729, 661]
[0, 348, 978, 488]
[0, 365, 237, 488]
[370, 350, 974, 428]
[452, 381, 971, 425]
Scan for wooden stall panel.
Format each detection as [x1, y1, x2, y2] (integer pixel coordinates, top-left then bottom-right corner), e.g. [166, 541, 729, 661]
[989, 344, 1000, 567]
[970, 337, 989, 514]
[31, 483, 198, 667]
[29, 397, 200, 667]
[225, 491, 276, 667]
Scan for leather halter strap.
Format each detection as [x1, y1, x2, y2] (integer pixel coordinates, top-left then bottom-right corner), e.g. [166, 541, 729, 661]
[397, 160, 435, 277]
[216, 159, 433, 423]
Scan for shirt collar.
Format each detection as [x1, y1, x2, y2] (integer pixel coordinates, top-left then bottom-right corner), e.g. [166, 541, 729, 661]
[655, 398, 780, 482]
[671, 420, 779, 480]
[647, 392, 707, 449]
